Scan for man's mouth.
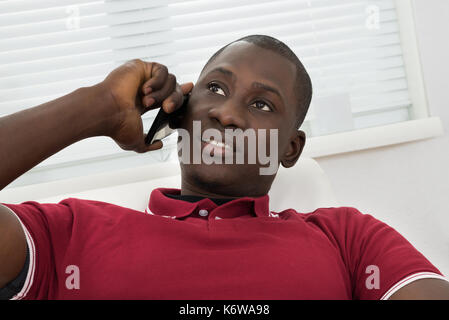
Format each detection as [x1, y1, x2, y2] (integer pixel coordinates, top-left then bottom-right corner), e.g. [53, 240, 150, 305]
[201, 137, 234, 157]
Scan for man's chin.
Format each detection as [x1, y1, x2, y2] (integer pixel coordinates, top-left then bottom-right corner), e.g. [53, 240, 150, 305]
[180, 162, 263, 196]
[182, 162, 246, 182]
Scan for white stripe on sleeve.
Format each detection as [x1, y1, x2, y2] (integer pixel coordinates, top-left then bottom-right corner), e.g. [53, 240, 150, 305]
[4, 207, 36, 300]
[380, 272, 449, 300]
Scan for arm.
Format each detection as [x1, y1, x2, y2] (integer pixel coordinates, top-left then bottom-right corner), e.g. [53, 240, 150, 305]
[0, 205, 27, 289]
[0, 60, 192, 190]
[0, 82, 115, 289]
[0, 59, 193, 289]
[388, 278, 449, 300]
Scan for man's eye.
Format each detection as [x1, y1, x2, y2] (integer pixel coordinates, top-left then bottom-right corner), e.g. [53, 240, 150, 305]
[250, 100, 272, 112]
[207, 82, 273, 112]
[208, 83, 226, 96]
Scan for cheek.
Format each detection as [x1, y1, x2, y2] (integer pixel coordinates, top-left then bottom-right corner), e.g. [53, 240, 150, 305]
[260, 127, 291, 160]
[252, 118, 287, 147]
[179, 92, 215, 127]
[178, 103, 204, 130]
[277, 126, 293, 148]
[179, 110, 193, 131]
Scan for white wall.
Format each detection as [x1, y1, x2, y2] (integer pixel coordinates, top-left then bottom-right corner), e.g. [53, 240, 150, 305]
[315, 0, 449, 276]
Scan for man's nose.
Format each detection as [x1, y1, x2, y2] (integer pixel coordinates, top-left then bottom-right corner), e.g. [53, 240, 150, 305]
[207, 98, 247, 129]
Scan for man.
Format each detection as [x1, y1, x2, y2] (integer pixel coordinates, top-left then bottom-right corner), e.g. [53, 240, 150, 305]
[0, 35, 448, 299]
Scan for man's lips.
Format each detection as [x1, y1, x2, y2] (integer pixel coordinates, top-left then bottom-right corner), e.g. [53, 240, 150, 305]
[202, 138, 232, 150]
[201, 137, 236, 157]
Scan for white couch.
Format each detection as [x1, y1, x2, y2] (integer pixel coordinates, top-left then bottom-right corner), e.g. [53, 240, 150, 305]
[0, 157, 339, 213]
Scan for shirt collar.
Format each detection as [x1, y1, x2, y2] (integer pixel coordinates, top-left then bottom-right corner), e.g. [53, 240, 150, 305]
[146, 188, 271, 219]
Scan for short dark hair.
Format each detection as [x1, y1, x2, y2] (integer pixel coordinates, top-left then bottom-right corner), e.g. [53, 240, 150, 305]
[201, 35, 313, 128]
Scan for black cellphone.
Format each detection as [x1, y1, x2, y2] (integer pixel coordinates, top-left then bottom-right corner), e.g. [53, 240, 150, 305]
[144, 94, 190, 145]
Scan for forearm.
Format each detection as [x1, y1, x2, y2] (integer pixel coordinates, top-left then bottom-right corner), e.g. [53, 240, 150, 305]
[0, 83, 117, 190]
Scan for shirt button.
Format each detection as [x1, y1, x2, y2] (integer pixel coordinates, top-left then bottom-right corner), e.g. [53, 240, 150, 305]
[199, 209, 209, 217]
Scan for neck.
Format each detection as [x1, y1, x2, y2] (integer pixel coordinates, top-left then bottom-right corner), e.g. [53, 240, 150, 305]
[180, 179, 241, 199]
[180, 175, 271, 199]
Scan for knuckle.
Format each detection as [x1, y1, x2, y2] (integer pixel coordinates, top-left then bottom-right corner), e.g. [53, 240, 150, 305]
[150, 95, 160, 105]
[160, 64, 168, 74]
[168, 73, 176, 82]
[130, 58, 143, 66]
[154, 62, 168, 74]
[168, 74, 176, 90]
[170, 75, 177, 91]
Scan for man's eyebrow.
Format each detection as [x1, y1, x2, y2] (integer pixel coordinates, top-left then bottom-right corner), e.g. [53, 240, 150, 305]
[208, 67, 284, 103]
[208, 67, 236, 80]
[252, 82, 283, 101]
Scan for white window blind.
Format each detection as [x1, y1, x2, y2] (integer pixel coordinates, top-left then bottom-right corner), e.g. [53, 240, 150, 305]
[0, 0, 416, 181]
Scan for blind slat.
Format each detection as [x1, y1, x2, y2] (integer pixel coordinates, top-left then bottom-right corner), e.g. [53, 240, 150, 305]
[0, 45, 405, 102]
[0, 9, 398, 55]
[0, 0, 394, 41]
[0, 5, 385, 57]
[0, 0, 186, 15]
[0, 32, 403, 89]
[0, 31, 403, 79]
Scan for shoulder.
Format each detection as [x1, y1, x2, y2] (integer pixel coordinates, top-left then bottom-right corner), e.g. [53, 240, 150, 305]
[286, 206, 376, 227]
[58, 197, 129, 210]
[282, 206, 393, 249]
[57, 197, 146, 222]
[2, 197, 144, 230]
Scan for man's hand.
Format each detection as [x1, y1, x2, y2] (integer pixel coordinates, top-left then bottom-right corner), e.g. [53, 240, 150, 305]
[0, 59, 193, 190]
[0, 60, 195, 287]
[101, 59, 194, 153]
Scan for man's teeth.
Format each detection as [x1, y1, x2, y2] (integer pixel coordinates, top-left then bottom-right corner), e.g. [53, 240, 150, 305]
[203, 138, 231, 149]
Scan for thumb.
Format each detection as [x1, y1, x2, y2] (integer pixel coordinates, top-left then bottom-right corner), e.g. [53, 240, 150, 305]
[180, 82, 194, 95]
[135, 139, 163, 154]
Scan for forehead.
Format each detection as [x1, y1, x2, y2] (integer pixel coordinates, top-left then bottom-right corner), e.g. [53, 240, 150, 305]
[201, 41, 297, 101]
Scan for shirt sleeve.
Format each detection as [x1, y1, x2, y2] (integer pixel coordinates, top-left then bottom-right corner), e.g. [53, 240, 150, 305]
[308, 207, 447, 300]
[1, 201, 75, 300]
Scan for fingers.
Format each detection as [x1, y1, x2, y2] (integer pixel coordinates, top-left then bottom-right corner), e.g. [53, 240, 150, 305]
[142, 73, 176, 108]
[161, 84, 183, 113]
[139, 60, 194, 112]
[146, 140, 163, 152]
[180, 82, 194, 95]
[135, 138, 163, 154]
[160, 81, 195, 113]
[142, 80, 194, 113]
[141, 63, 168, 95]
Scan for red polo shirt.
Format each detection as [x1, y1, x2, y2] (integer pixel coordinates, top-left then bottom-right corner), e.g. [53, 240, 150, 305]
[1, 188, 445, 300]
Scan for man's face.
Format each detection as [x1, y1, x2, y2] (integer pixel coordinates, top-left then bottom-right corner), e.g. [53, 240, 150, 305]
[178, 41, 305, 197]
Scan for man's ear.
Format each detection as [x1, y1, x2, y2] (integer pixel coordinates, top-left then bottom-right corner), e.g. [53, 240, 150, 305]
[281, 130, 306, 168]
